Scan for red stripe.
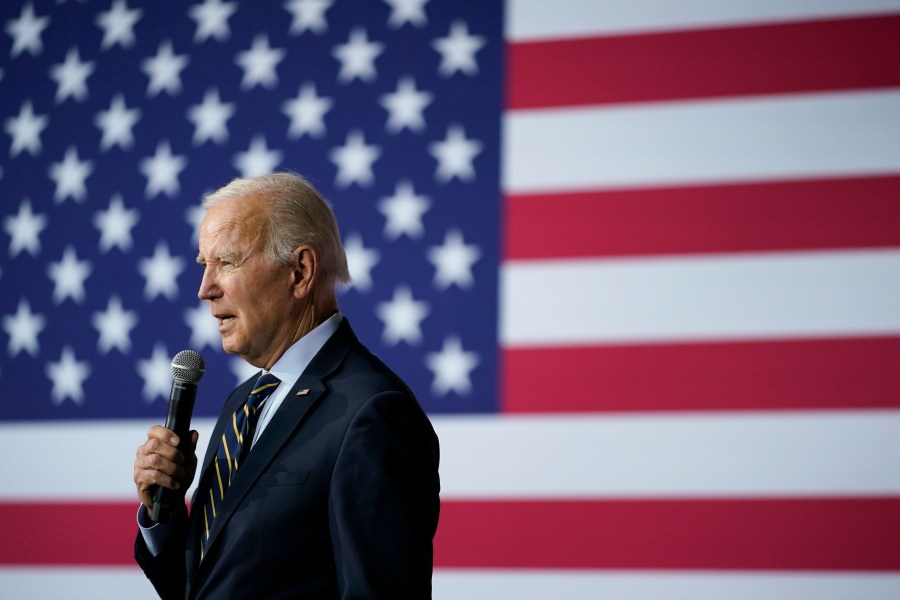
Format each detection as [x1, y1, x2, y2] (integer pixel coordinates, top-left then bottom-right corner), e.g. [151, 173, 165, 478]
[504, 175, 900, 260]
[502, 337, 900, 413]
[4, 498, 899, 570]
[435, 498, 900, 570]
[508, 15, 900, 109]
[0, 501, 140, 565]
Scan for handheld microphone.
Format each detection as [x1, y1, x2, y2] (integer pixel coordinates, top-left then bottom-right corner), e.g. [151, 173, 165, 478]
[150, 349, 205, 523]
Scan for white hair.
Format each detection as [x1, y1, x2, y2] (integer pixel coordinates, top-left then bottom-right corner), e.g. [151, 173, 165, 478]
[203, 172, 350, 286]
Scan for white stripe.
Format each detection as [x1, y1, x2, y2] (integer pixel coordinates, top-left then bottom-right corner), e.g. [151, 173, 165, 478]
[0, 567, 160, 600]
[501, 249, 900, 346]
[0, 419, 214, 500]
[507, 0, 900, 40]
[435, 569, 900, 600]
[2, 567, 899, 600]
[2, 411, 899, 498]
[503, 89, 900, 194]
[435, 411, 900, 498]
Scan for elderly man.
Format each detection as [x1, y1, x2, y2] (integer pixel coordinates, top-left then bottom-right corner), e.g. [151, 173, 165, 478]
[133, 172, 440, 599]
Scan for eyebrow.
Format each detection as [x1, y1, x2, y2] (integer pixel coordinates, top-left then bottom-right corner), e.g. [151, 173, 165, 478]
[196, 251, 242, 266]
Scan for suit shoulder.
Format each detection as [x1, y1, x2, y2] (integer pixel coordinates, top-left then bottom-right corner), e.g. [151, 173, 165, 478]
[336, 341, 417, 400]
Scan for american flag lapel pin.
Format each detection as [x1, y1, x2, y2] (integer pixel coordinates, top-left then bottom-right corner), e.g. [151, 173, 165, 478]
[296, 389, 310, 396]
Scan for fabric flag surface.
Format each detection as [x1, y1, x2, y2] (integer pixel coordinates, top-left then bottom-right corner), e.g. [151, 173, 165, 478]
[1, 0, 899, 598]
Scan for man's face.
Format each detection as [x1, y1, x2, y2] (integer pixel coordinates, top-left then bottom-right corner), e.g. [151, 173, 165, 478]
[196, 194, 297, 369]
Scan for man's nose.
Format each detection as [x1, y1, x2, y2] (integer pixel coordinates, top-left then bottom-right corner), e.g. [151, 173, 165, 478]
[197, 268, 219, 300]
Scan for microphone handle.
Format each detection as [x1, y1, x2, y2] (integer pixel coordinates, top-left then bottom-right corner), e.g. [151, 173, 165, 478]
[150, 381, 198, 523]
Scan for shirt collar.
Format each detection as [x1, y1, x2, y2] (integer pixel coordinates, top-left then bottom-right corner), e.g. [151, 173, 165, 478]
[266, 312, 343, 386]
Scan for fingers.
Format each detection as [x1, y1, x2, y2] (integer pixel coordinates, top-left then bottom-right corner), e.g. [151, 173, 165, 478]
[148, 424, 184, 452]
[135, 445, 187, 480]
[134, 465, 180, 509]
[138, 427, 184, 465]
[134, 426, 197, 508]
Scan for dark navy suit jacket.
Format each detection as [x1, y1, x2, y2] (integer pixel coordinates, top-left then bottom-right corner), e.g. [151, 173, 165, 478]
[135, 320, 441, 599]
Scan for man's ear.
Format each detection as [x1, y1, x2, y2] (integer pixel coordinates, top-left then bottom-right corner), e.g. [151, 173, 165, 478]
[291, 244, 318, 298]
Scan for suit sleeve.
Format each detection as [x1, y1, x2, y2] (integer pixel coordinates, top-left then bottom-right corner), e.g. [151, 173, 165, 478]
[134, 502, 189, 600]
[328, 390, 441, 599]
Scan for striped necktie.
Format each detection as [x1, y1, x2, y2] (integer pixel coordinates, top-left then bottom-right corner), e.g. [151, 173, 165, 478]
[200, 371, 280, 557]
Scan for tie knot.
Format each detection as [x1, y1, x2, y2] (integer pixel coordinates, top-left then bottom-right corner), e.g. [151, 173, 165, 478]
[249, 372, 280, 409]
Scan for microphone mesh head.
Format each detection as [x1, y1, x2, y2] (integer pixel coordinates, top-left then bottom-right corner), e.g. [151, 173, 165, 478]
[171, 350, 205, 383]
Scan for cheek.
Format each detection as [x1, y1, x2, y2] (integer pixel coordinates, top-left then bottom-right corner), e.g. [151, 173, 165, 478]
[258, 296, 288, 324]
[226, 278, 253, 309]
[241, 293, 281, 327]
[229, 267, 292, 325]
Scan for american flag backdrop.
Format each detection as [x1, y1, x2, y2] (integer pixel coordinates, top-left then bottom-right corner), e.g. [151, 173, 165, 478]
[1, 0, 900, 598]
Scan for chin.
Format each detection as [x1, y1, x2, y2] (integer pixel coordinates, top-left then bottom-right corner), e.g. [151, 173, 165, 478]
[220, 340, 241, 356]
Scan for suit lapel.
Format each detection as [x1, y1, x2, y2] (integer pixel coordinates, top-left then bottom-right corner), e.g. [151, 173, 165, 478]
[190, 319, 359, 579]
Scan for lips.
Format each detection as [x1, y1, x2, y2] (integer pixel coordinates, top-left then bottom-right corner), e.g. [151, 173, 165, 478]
[214, 314, 236, 328]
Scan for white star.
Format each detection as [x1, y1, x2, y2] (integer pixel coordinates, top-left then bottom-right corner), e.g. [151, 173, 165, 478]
[380, 76, 432, 133]
[48, 146, 93, 204]
[429, 124, 482, 182]
[432, 20, 485, 77]
[284, 0, 332, 35]
[5, 100, 48, 157]
[427, 229, 480, 289]
[4, 199, 46, 258]
[139, 242, 185, 301]
[184, 300, 220, 351]
[375, 285, 429, 346]
[49, 47, 95, 103]
[96, 0, 142, 50]
[142, 40, 189, 97]
[92, 295, 138, 354]
[2, 298, 45, 357]
[189, 0, 237, 43]
[45, 346, 91, 406]
[5, 3, 49, 58]
[136, 343, 172, 403]
[385, 0, 428, 28]
[233, 135, 282, 177]
[282, 82, 332, 139]
[332, 27, 384, 83]
[235, 34, 285, 90]
[378, 180, 429, 240]
[94, 193, 139, 253]
[140, 140, 187, 198]
[185, 203, 205, 244]
[342, 233, 379, 293]
[187, 87, 235, 145]
[94, 94, 141, 151]
[329, 130, 381, 188]
[46, 246, 92, 304]
[425, 335, 479, 396]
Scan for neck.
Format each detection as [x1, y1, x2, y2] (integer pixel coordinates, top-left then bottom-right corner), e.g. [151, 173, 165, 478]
[296, 300, 337, 340]
[261, 294, 338, 370]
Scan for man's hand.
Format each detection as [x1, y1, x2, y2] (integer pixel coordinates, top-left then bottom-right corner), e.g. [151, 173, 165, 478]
[134, 425, 199, 515]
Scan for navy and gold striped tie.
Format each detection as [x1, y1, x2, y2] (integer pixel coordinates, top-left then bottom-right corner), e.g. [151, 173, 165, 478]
[200, 371, 280, 557]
